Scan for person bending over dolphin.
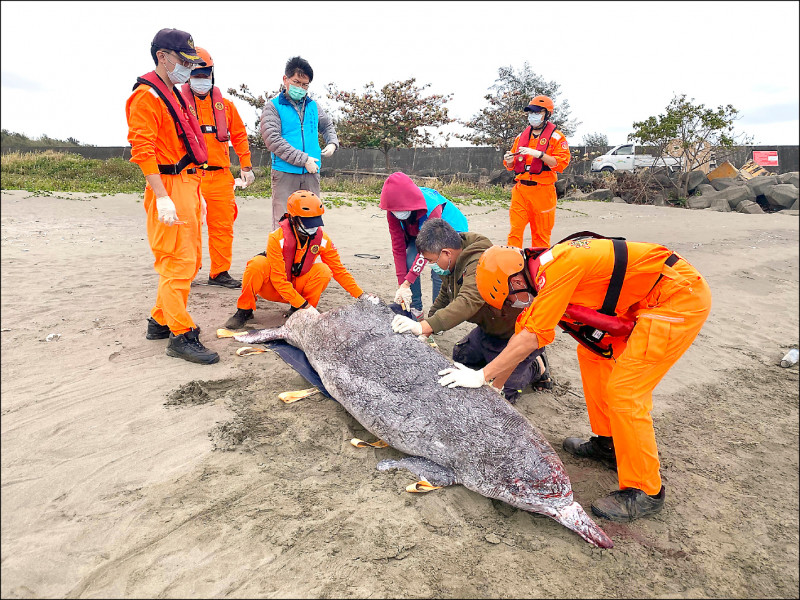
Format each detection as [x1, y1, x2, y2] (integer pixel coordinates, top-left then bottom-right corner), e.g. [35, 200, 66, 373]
[391, 218, 551, 404]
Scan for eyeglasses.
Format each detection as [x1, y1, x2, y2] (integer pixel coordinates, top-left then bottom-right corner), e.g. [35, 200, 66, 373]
[162, 51, 195, 69]
[286, 77, 310, 90]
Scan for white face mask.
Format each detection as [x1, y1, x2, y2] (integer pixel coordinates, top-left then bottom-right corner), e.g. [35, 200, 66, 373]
[190, 78, 213, 95]
[300, 225, 318, 235]
[164, 55, 193, 85]
[392, 210, 412, 220]
[528, 112, 545, 128]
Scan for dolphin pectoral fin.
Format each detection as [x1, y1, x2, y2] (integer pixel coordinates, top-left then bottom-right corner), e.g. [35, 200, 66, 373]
[552, 502, 614, 549]
[376, 456, 458, 488]
[234, 326, 288, 344]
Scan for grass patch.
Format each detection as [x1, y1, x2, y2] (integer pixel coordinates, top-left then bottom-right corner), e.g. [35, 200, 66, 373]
[1, 150, 515, 207]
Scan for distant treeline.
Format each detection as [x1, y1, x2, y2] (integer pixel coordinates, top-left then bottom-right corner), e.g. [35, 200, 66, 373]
[1, 129, 95, 148]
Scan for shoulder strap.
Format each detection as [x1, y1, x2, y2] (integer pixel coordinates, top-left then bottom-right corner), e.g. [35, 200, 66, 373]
[429, 203, 445, 220]
[210, 87, 230, 142]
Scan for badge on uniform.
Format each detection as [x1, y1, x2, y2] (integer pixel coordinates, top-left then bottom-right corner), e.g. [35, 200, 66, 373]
[189, 106, 197, 117]
[311, 245, 320, 255]
[536, 274, 546, 291]
[215, 102, 224, 110]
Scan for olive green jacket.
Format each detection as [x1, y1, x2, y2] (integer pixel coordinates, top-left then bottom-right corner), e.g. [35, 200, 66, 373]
[426, 232, 523, 338]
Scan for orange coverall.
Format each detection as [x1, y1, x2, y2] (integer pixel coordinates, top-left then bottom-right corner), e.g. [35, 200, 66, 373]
[126, 85, 203, 335]
[194, 94, 252, 277]
[235, 226, 364, 311]
[515, 239, 712, 496]
[503, 127, 571, 248]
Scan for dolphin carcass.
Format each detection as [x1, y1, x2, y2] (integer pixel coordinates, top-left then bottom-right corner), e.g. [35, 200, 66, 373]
[235, 299, 613, 548]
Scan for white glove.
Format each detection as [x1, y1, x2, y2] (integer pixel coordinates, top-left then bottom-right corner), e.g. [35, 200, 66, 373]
[156, 195, 178, 225]
[438, 362, 486, 389]
[305, 156, 320, 174]
[240, 169, 255, 188]
[200, 193, 207, 225]
[359, 292, 380, 305]
[393, 285, 413, 310]
[518, 147, 543, 159]
[299, 303, 320, 316]
[320, 143, 336, 158]
[391, 314, 422, 336]
[503, 151, 516, 164]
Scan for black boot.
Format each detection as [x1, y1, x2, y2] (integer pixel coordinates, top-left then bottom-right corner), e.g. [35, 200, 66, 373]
[563, 435, 617, 471]
[166, 328, 220, 364]
[591, 486, 665, 522]
[225, 308, 253, 330]
[146, 317, 170, 340]
[532, 348, 554, 391]
[208, 271, 242, 289]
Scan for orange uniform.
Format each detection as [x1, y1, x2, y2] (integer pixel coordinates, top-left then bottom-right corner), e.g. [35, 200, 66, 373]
[236, 225, 363, 311]
[126, 85, 203, 335]
[504, 127, 570, 248]
[194, 94, 252, 277]
[515, 239, 712, 496]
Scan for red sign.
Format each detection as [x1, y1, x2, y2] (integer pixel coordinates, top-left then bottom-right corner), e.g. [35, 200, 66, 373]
[753, 151, 778, 166]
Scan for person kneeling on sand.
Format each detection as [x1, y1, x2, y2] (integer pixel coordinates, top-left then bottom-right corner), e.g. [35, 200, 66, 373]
[390, 218, 551, 405]
[225, 190, 376, 328]
[438, 236, 712, 521]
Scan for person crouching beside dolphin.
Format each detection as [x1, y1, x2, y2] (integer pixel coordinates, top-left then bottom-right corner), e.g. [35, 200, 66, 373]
[437, 238, 712, 522]
[225, 190, 376, 328]
[390, 218, 550, 405]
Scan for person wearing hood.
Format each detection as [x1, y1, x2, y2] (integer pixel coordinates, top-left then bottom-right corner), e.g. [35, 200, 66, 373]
[380, 172, 468, 321]
[183, 47, 254, 289]
[224, 190, 376, 329]
[390, 218, 551, 405]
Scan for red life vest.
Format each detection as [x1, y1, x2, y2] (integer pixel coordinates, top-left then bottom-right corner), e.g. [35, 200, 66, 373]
[513, 121, 556, 175]
[524, 233, 635, 359]
[133, 71, 208, 170]
[180, 84, 230, 143]
[279, 217, 325, 279]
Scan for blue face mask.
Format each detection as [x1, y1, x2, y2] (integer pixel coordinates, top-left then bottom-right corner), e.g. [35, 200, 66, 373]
[288, 85, 307, 101]
[429, 252, 452, 276]
[528, 112, 545, 128]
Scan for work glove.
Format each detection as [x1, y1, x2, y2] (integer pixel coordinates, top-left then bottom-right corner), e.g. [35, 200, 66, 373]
[393, 284, 413, 310]
[359, 292, 380, 305]
[320, 143, 336, 158]
[156, 195, 179, 226]
[298, 302, 320, 316]
[305, 156, 320, 174]
[503, 151, 516, 164]
[240, 169, 255, 188]
[518, 147, 543, 159]
[438, 362, 486, 389]
[200, 193, 207, 225]
[391, 314, 422, 336]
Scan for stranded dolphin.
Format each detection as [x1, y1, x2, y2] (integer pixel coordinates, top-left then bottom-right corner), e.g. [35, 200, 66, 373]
[235, 298, 613, 548]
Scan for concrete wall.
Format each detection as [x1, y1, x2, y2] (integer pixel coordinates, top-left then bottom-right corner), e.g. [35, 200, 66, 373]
[3, 144, 798, 176]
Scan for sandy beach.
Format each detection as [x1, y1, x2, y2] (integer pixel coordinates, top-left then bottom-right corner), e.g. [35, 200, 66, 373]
[1, 188, 798, 598]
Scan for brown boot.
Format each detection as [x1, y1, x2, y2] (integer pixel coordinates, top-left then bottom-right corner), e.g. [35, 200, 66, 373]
[591, 486, 665, 522]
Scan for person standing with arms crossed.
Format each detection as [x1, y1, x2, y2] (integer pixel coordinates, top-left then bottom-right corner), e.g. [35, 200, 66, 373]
[260, 56, 339, 231]
[126, 28, 219, 364]
[183, 46, 255, 289]
[503, 95, 571, 248]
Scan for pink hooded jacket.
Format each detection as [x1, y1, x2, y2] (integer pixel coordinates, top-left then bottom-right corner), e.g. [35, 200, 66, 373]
[380, 172, 436, 286]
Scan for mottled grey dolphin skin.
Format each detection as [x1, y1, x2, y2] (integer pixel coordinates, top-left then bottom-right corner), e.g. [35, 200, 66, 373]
[235, 299, 613, 548]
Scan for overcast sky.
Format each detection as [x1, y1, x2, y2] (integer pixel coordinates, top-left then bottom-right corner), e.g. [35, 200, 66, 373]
[1, 0, 798, 148]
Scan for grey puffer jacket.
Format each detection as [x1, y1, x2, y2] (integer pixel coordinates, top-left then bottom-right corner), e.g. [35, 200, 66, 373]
[259, 89, 339, 169]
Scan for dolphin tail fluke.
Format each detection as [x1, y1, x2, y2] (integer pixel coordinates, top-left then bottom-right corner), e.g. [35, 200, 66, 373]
[553, 502, 614, 548]
[234, 326, 288, 345]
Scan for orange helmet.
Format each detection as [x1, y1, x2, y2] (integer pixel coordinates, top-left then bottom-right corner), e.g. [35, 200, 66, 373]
[524, 95, 554, 114]
[195, 47, 213, 68]
[476, 246, 526, 309]
[287, 190, 325, 218]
